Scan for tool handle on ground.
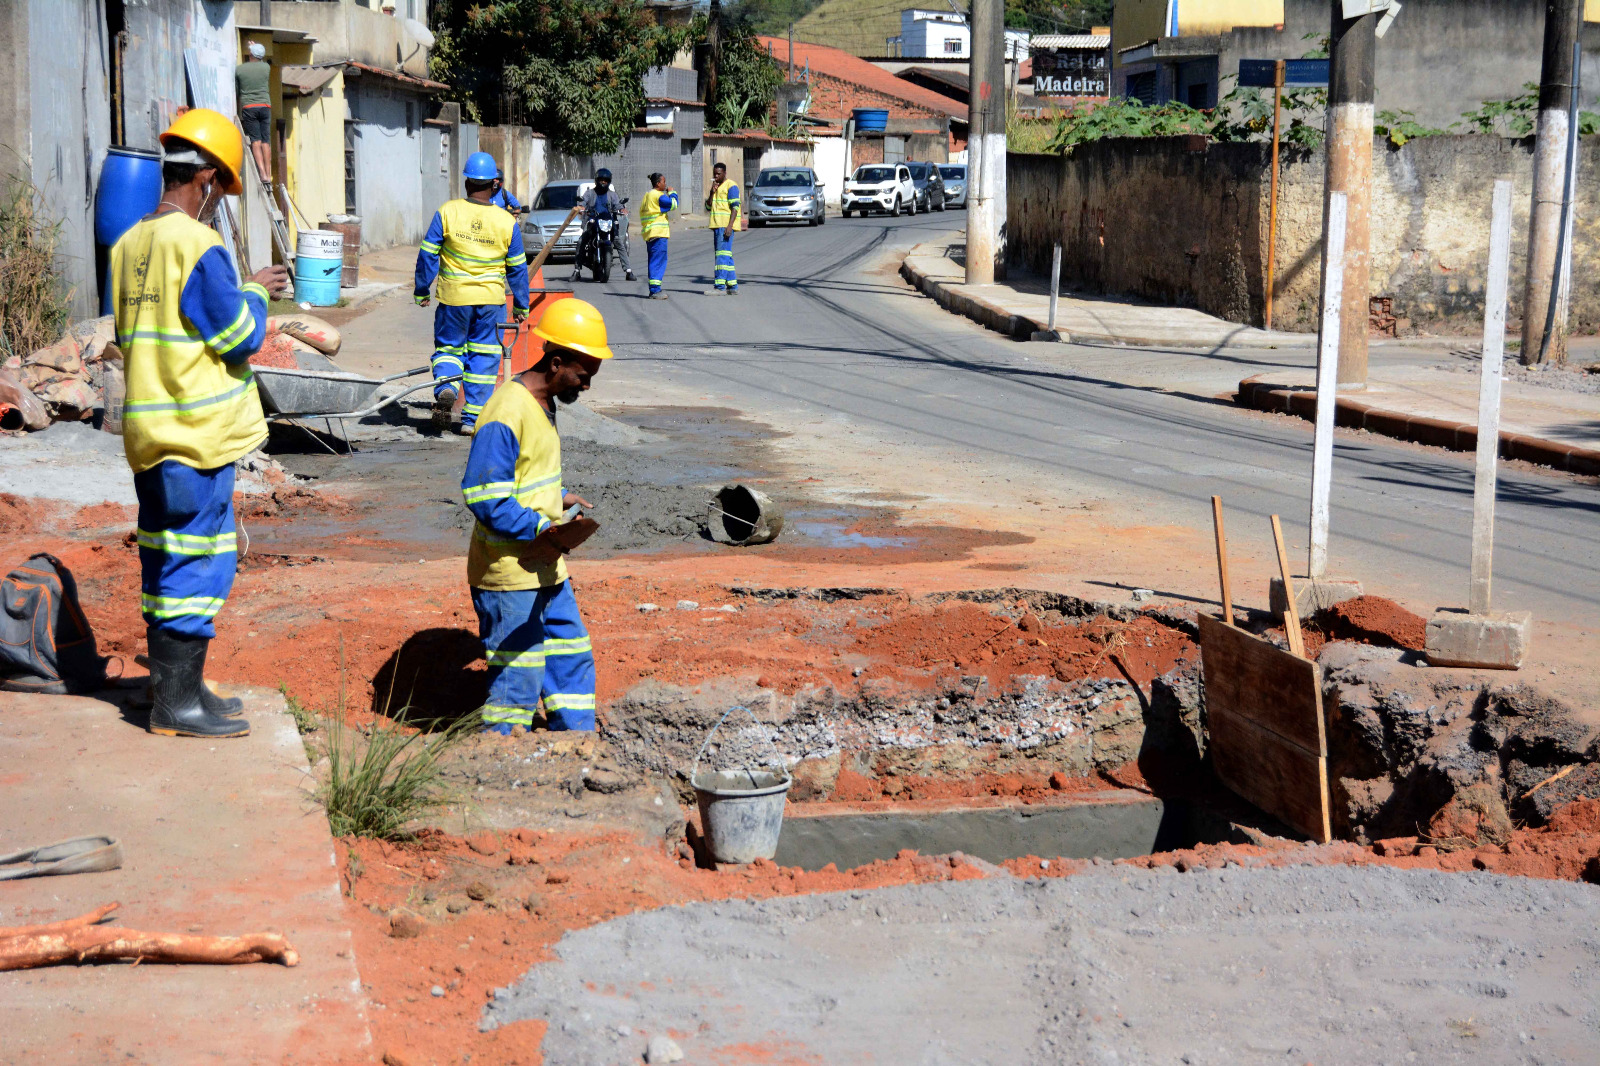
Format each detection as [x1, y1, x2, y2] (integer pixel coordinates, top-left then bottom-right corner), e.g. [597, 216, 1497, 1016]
[525, 204, 583, 280]
[690, 705, 786, 785]
[1211, 495, 1233, 626]
[379, 365, 435, 385]
[1270, 514, 1305, 658]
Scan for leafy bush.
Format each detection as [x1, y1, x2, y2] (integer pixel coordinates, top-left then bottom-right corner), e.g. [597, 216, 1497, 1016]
[0, 177, 71, 362]
[1459, 82, 1600, 138]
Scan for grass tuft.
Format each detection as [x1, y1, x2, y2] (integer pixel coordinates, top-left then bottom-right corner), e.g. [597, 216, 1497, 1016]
[0, 175, 71, 362]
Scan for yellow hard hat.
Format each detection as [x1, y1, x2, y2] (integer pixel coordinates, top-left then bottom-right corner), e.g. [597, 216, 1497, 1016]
[534, 297, 612, 360]
[159, 108, 245, 195]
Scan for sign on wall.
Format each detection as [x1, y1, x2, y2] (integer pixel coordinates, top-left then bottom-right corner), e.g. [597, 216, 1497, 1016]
[1032, 47, 1109, 97]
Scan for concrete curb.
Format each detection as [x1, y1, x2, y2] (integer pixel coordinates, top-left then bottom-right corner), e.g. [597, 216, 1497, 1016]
[1236, 375, 1600, 477]
[899, 248, 1305, 349]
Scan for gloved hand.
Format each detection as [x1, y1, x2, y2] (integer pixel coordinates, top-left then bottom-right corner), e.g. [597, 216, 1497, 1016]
[415, 293, 430, 307]
[512, 305, 528, 323]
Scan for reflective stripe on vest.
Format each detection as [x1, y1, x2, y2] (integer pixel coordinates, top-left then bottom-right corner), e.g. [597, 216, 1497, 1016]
[641, 189, 674, 240]
[709, 180, 737, 228]
[436, 199, 517, 306]
[466, 382, 569, 591]
[111, 213, 266, 473]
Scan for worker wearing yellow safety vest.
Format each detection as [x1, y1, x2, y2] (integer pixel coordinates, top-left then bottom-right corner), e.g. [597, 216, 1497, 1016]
[415, 152, 531, 435]
[640, 173, 678, 299]
[459, 299, 611, 734]
[110, 108, 291, 739]
[704, 162, 741, 294]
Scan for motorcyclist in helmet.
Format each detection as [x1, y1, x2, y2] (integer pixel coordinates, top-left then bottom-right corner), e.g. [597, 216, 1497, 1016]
[571, 168, 634, 282]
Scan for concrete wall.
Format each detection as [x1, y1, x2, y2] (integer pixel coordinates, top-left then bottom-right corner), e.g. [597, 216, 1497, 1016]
[238, 1, 433, 79]
[1007, 134, 1600, 336]
[347, 76, 427, 249]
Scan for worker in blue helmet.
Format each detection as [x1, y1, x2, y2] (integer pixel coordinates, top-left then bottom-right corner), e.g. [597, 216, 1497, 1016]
[414, 151, 529, 435]
[491, 169, 523, 214]
[571, 167, 634, 283]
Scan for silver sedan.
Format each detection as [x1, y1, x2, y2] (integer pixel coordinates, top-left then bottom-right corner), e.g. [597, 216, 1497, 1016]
[938, 165, 968, 208]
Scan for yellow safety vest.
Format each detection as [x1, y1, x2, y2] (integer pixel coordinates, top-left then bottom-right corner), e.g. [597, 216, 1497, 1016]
[427, 199, 521, 306]
[465, 381, 568, 591]
[640, 188, 674, 240]
[708, 180, 738, 228]
[111, 213, 268, 474]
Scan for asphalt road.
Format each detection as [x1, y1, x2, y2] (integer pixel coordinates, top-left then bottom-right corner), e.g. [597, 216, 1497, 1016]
[580, 211, 1600, 626]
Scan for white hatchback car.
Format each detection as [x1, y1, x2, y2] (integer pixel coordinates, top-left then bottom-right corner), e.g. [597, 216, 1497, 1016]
[841, 163, 916, 217]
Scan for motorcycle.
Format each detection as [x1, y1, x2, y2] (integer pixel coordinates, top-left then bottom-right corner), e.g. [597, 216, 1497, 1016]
[577, 196, 629, 283]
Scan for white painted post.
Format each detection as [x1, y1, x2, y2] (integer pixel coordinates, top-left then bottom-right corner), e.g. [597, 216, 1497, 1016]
[1047, 242, 1062, 332]
[1471, 180, 1514, 615]
[1307, 191, 1347, 581]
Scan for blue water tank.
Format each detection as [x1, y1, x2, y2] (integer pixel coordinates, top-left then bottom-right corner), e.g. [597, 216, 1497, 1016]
[851, 108, 889, 132]
[95, 146, 163, 247]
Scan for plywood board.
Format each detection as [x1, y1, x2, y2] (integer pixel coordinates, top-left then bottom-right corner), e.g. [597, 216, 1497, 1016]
[1198, 613, 1326, 755]
[1207, 705, 1332, 843]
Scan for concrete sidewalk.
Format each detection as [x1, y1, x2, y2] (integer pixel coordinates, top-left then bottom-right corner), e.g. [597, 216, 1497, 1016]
[900, 240, 1312, 349]
[1239, 364, 1600, 476]
[0, 688, 371, 1064]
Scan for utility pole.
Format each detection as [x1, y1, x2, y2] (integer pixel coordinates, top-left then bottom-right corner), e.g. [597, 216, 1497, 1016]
[706, 0, 723, 120]
[965, 0, 1005, 285]
[1322, 1, 1376, 388]
[1521, 0, 1582, 366]
[788, 24, 795, 83]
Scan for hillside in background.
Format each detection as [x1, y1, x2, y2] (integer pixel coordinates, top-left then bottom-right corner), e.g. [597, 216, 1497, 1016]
[792, 0, 907, 56]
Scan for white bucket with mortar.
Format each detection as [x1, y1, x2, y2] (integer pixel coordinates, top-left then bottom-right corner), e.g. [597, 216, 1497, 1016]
[690, 706, 792, 864]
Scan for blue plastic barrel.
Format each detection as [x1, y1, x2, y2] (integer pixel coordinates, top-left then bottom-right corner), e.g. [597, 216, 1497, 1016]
[95, 146, 162, 246]
[294, 228, 344, 306]
[851, 108, 889, 132]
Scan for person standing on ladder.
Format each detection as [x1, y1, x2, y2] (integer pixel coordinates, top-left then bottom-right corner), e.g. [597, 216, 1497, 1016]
[460, 299, 612, 734]
[110, 109, 290, 738]
[235, 42, 273, 185]
[705, 161, 741, 295]
[640, 172, 678, 299]
[415, 151, 531, 435]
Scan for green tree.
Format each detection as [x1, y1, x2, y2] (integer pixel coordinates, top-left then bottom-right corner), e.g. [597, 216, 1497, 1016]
[1005, 0, 1112, 33]
[431, 0, 689, 156]
[724, 0, 826, 36]
[707, 21, 786, 133]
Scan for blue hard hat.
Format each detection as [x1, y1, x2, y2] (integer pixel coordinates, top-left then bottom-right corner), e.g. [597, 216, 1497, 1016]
[464, 152, 498, 181]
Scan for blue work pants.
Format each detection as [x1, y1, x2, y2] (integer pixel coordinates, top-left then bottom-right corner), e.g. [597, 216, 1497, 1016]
[134, 461, 237, 639]
[646, 237, 669, 295]
[711, 227, 737, 291]
[432, 303, 504, 427]
[473, 581, 596, 733]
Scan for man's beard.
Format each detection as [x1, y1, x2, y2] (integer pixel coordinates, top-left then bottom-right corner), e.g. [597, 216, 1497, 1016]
[557, 386, 583, 404]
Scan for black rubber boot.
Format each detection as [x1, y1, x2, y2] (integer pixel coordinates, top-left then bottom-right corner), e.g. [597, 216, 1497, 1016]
[200, 679, 244, 718]
[146, 627, 249, 738]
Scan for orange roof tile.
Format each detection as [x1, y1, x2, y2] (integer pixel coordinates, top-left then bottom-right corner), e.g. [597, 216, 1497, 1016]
[756, 36, 968, 123]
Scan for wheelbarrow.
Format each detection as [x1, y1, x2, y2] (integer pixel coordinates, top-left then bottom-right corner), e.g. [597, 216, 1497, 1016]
[253, 347, 462, 453]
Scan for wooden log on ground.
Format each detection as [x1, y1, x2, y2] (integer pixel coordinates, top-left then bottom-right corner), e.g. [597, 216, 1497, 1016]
[0, 902, 119, 938]
[0, 908, 299, 971]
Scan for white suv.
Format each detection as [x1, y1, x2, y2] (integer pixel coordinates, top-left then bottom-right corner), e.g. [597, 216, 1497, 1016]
[841, 164, 916, 217]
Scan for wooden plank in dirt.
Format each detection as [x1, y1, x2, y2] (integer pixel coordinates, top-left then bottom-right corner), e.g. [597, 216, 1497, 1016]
[1197, 613, 1326, 755]
[1207, 705, 1332, 843]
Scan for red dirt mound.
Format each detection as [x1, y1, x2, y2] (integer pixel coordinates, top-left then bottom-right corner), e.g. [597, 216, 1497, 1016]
[1298, 594, 1428, 657]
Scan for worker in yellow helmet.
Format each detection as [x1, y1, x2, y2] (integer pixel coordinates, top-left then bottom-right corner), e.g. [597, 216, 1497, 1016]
[459, 298, 611, 734]
[110, 108, 290, 739]
[705, 161, 741, 294]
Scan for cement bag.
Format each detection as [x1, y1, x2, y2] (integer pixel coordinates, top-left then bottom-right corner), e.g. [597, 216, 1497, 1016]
[0, 368, 50, 431]
[266, 313, 341, 355]
[99, 346, 125, 436]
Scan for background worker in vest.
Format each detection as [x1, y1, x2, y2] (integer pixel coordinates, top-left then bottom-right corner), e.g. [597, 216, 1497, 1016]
[111, 109, 290, 739]
[234, 42, 272, 185]
[491, 168, 523, 214]
[704, 162, 741, 295]
[459, 299, 611, 734]
[571, 168, 635, 282]
[640, 172, 678, 299]
[415, 151, 531, 435]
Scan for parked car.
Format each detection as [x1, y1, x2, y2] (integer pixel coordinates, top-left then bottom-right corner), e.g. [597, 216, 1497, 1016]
[747, 167, 826, 226]
[938, 163, 968, 208]
[906, 161, 945, 212]
[841, 163, 916, 217]
[520, 179, 594, 262]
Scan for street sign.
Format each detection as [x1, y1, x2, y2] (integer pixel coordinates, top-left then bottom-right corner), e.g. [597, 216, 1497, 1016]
[1238, 58, 1329, 88]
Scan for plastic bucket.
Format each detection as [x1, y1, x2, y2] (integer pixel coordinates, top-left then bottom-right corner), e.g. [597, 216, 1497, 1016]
[294, 253, 343, 306]
[852, 107, 889, 132]
[693, 770, 793, 864]
[95, 146, 162, 246]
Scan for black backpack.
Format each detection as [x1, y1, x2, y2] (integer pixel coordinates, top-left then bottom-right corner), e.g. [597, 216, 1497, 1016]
[1, 553, 107, 694]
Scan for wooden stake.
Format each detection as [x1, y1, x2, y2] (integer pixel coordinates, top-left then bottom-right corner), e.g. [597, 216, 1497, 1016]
[1308, 190, 1347, 582]
[1211, 495, 1234, 625]
[1047, 241, 1062, 332]
[1470, 180, 1514, 615]
[1265, 59, 1283, 331]
[524, 204, 582, 280]
[1271, 514, 1305, 658]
